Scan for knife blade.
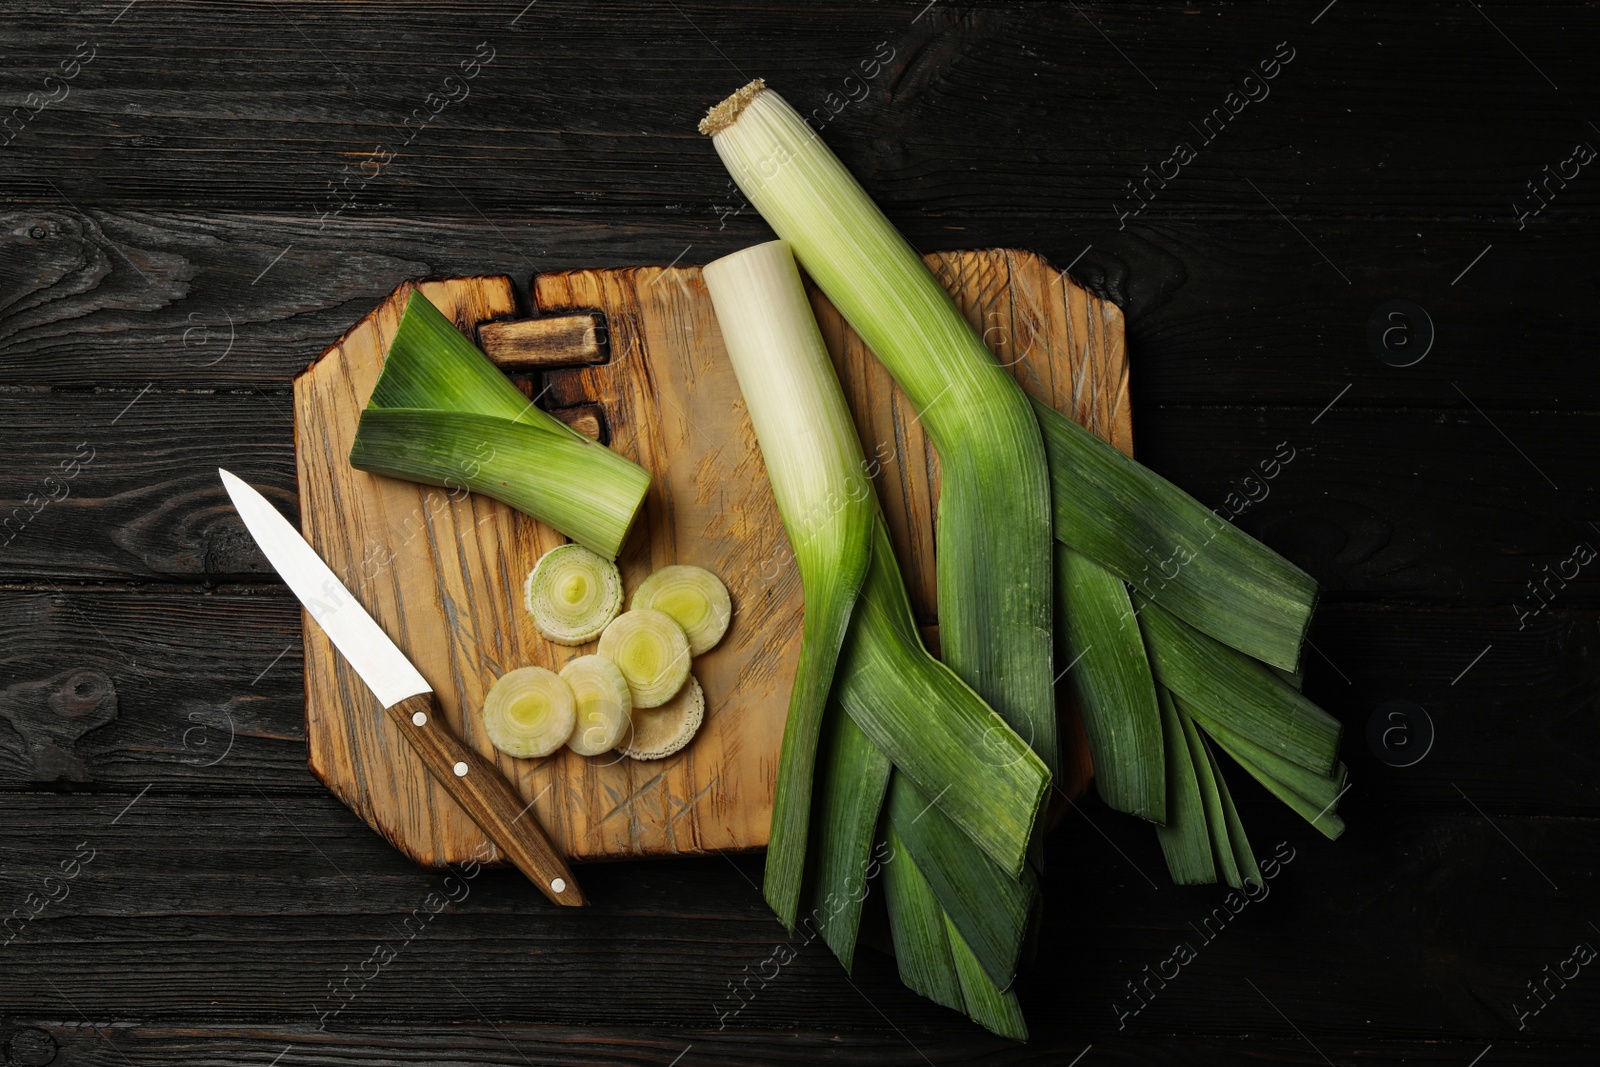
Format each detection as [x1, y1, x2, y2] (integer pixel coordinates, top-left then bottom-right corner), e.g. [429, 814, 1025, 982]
[219, 468, 583, 906]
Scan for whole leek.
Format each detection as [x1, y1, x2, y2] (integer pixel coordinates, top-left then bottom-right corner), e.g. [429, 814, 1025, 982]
[701, 81, 1059, 782]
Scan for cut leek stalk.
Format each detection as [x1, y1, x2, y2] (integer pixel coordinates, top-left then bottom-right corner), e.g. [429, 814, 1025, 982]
[480, 666, 576, 759]
[1033, 396, 1316, 671]
[1055, 544, 1165, 822]
[703, 238, 873, 928]
[559, 654, 632, 756]
[349, 291, 649, 560]
[702, 81, 1059, 782]
[617, 673, 704, 760]
[526, 544, 624, 646]
[1136, 596, 1342, 775]
[597, 608, 691, 709]
[631, 564, 732, 655]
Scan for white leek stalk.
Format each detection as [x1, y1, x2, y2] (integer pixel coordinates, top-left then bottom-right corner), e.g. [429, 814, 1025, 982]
[703, 237, 874, 927]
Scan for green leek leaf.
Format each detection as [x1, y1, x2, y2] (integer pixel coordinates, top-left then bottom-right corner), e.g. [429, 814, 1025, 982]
[1033, 397, 1316, 672]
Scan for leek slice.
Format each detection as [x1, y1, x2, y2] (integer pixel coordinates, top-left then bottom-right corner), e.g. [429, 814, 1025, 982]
[349, 291, 650, 560]
[596, 609, 691, 709]
[1032, 396, 1317, 671]
[525, 544, 624, 646]
[702, 81, 1059, 782]
[617, 673, 704, 761]
[480, 666, 576, 759]
[631, 564, 732, 655]
[559, 654, 632, 756]
[703, 239, 875, 928]
[1055, 544, 1165, 822]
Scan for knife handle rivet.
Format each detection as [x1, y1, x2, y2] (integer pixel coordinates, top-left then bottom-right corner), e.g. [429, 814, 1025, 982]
[411, 711, 428, 726]
[551, 878, 566, 894]
[453, 761, 469, 777]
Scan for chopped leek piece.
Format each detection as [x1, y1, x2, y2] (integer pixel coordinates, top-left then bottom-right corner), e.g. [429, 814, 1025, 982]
[1032, 396, 1317, 671]
[617, 673, 704, 761]
[525, 544, 624, 646]
[559, 654, 632, 756]
[1056, 544, 1165, 822]
[702, 81, 1059, 782]
[349, 291, 650, 560]
[1137, 596, 1342, 775]
[480, 666, 576, 759]
[631, 564, 732, 655]
[597, 608, 691, 709]
[703, 237, 873, 929]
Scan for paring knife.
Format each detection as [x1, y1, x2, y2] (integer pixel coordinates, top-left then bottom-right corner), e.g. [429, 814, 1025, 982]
[219, 468, 584, 907]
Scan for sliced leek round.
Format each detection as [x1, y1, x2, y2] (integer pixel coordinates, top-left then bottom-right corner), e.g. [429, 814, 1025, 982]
[618, 674, 705, 760]
[481, 666, 576, 759]
[631, 564, 732, 655]
[524, 543, 624, 646]
[597, 608, 691, 708]
[560, 654, 633, 756]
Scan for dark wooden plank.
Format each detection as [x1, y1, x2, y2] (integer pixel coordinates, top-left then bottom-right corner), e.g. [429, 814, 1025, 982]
[3, 1022, 1585, 1067]
[1, 208, 1595, 408]
[0, 586, 307, 788]
[0, 2, 1596, 220]
[2, 786, 1597, 1042]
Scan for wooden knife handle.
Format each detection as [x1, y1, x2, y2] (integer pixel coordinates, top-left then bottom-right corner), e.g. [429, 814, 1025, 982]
[384, 692, 584, 907]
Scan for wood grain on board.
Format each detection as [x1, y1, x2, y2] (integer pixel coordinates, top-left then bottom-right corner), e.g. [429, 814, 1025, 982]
[293, 248, 1127, 868]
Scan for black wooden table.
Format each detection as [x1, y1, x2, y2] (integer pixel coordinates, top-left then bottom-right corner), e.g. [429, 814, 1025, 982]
[2, 2, 1596, 1064]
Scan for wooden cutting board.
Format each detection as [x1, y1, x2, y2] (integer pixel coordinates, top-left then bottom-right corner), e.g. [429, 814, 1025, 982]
[292, 249, 1130, 869]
